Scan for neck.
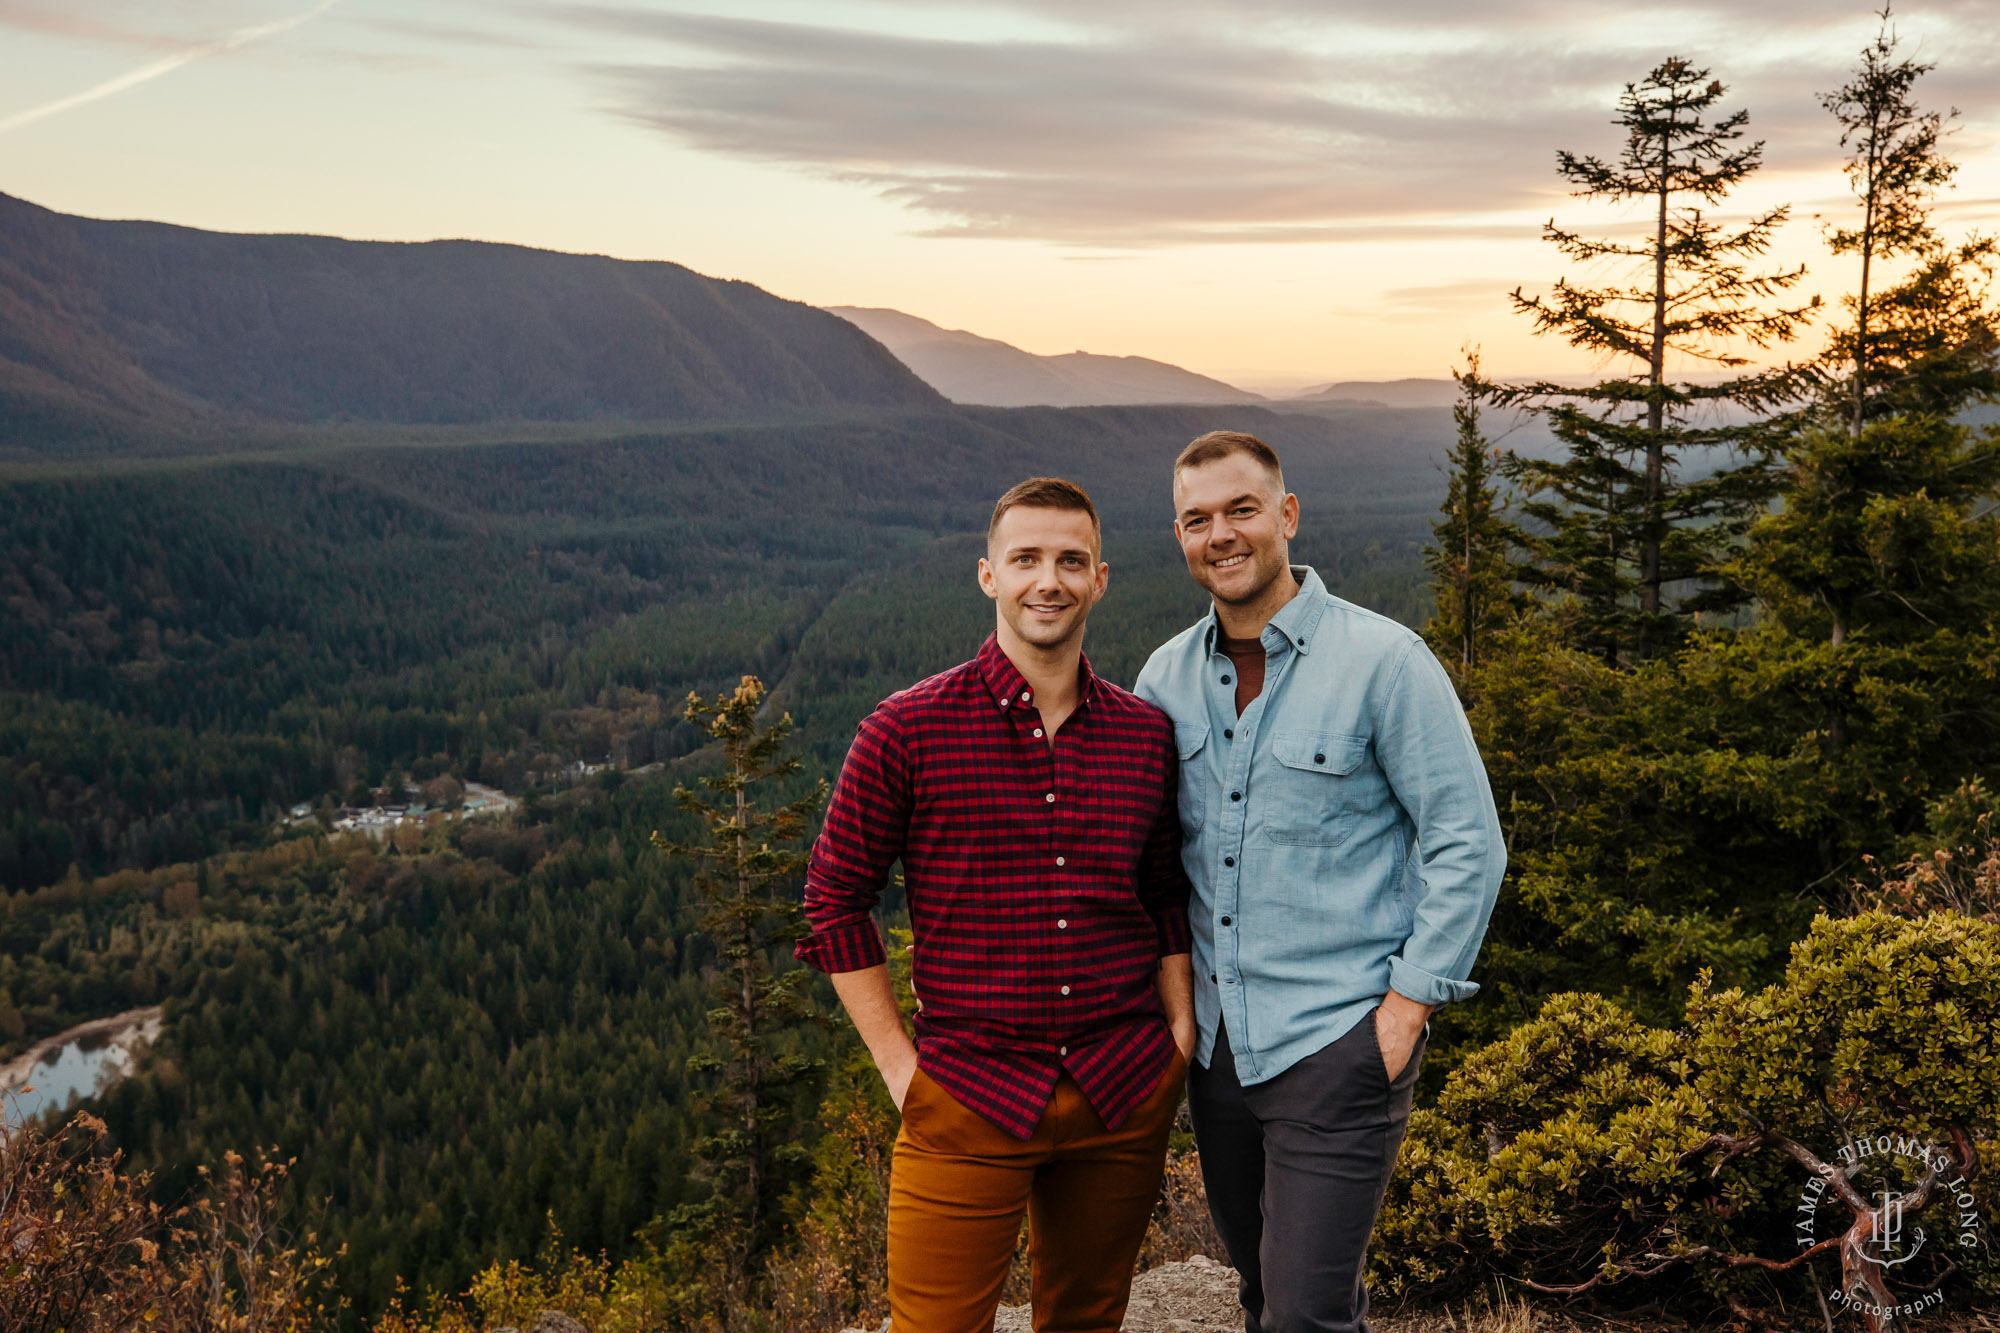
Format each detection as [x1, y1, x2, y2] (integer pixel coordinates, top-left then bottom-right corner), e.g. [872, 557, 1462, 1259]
[1213, 565, 1301, 640]
[994, 621, 1083, 712]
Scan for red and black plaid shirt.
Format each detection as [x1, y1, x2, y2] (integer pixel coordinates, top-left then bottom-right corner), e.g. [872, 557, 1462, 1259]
[798, 634, 1193, 1140]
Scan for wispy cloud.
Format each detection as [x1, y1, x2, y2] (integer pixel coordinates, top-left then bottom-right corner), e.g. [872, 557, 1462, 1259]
[0, 0, 340, 137]
[550, 2, 2000, 248]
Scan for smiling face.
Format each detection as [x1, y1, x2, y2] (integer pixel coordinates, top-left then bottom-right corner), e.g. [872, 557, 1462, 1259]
[978, 503, 1108, 653]
[1173, 451, 1299, 610]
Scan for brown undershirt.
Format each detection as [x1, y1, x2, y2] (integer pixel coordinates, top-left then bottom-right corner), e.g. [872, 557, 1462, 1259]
[1218, 633, 1268, 717]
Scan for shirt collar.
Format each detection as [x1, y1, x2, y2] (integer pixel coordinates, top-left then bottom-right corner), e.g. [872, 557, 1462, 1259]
[975, 632, 1099, 715]
[1204, 565, 1327, 656]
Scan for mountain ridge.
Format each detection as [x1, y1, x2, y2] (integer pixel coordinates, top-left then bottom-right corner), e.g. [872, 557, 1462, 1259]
[826, 305, 1263, 408]
[0, 192, 943, 453]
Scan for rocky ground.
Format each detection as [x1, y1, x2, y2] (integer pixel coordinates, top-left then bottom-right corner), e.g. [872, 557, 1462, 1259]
[842, 1254, 1542, 1333]
[993, 1254, 1242, 1331]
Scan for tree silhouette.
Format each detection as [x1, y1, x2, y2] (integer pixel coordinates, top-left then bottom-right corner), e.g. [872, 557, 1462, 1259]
[1425, 350, 1521, 682]
[650, 675, 827, 1308]
[1492, 58, 1818, 663]
[1819, 7, 1998, 432]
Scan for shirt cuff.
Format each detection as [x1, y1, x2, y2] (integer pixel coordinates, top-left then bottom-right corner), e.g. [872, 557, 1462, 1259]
[1152, 904, 1193, 959]
[1388, 954, 1480, 1007]
[795, 918, 888, 974]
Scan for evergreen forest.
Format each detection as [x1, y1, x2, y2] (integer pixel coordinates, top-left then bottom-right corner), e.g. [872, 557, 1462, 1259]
[5, 18, 2000, 1333]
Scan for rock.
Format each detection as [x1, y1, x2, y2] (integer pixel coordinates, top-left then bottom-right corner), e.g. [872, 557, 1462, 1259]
[531, 1312, 589, 1333]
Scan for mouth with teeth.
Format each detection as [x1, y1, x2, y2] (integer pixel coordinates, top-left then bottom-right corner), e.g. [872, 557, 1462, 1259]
[1211, 554, 1250, 570]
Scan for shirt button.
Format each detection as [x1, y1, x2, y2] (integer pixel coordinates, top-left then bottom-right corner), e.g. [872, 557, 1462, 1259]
[1021, 690, 1031, 701]
[1223, 728, 1233, 739]
[1221, 674, 1232, 684]
[1061, 985, 1071, 995]
[1210, 973, 1217, 982]
[1224, 856, 1235, 867]
[1230, 791, 1241, 801]
[1045, 792, 1056, 803]
[1033, 728, 1044, 737]
[1056, 856, 1066, 866]
[1000, 698, 1009, 708]
[1060, 1046, 1068, 1056]
[1057, 919, 1068, 929]
[1315, 753, 1326, 764]
[1221, 915, 1233, 926]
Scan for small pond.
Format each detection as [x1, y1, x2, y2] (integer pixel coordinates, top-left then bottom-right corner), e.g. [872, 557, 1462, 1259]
[1, 1009, 162, 1128]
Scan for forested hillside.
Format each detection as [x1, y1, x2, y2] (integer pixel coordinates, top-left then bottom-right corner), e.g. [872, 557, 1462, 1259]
[0, 393, 1450, 1319]
[0, 191, 941, 453]
[0, 402, 1442, 905]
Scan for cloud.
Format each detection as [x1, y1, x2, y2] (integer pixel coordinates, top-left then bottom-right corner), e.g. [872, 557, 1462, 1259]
[0, 0, 340, 137]
[1378, 278, 1520, 312]
[552, 2, 2000, 248]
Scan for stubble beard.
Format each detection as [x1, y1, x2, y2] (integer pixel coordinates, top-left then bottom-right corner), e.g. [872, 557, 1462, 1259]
[1205, 546, 1288, 610]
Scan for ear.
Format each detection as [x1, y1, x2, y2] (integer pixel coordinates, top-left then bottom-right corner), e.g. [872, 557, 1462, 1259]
[1091, 559, 1110, 604]
[1280, 492, 1300, 540]
[977, 556, 998, 601]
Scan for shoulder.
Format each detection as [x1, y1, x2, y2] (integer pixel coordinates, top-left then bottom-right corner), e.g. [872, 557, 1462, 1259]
[1315, 594, 1425, 665]
[1090, 678, 1176, 741]
[861, 657, 984, 741]
[1135, 614, 1212, 687]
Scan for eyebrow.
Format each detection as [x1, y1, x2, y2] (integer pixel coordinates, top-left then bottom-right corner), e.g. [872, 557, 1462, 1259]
[1179, 493, 1261, 522]
[1005, 545, 1094, 559]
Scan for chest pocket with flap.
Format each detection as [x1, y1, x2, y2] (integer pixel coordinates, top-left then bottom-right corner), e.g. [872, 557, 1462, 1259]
[1265, 730, 1370, 847]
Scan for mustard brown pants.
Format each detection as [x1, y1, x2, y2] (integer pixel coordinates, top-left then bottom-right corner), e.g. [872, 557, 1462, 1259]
[886, 1051, 1186, 1333]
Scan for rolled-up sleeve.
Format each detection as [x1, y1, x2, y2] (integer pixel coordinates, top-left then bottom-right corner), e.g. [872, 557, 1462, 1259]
[1136, 729, 1193, 958]
[796, 706, 910, 974]
[1374, 640, 1506, 1006]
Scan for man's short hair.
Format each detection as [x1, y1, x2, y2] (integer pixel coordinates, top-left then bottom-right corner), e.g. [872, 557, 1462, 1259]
[1174, 431, 1284, 488]
[989, 477, 1101, 556]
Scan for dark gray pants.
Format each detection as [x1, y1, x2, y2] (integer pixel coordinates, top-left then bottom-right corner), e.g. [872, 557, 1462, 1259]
[1188, 1010, 1425, 1333]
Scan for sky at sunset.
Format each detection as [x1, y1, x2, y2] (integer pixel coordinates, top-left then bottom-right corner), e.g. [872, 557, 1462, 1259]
[3, 0, 1998, 392]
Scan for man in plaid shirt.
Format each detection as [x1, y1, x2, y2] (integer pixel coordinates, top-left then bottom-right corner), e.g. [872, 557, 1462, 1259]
[797, 476, 1195, 1332]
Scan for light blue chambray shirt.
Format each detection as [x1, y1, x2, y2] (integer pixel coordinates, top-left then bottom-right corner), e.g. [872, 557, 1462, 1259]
[1133, 566, 1505, 1085]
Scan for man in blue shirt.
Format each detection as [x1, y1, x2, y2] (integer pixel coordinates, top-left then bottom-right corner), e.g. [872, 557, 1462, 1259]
[1134, 430, 1505, 1333]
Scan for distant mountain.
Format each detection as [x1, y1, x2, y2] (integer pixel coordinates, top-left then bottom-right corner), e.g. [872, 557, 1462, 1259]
[0, 192, 942, 451]
[1289, 379, 1461, 408]
[825, 306, 1262, 408]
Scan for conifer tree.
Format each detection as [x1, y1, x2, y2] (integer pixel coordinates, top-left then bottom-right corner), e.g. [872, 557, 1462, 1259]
[1731, 15, 2000, 654]
[1818, 6, 1998, 432]
[1493, 58, 1818, 664]
[651, 675, 827, 1299]
[1424, 352, 1520, 682]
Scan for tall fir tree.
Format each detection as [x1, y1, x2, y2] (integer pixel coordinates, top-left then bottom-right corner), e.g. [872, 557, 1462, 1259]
[1737, 10, 2000, 653]
[651, 675, 827, 1313]
[1690, 17, 2000, 870]
[1424, 351, 1520, 685]
[1491, 58, 1818, 665]
[1818, 6, 1998, 430]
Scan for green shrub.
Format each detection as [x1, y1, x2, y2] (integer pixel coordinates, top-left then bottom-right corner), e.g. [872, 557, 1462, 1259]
[1376, 911, 2000, 1326]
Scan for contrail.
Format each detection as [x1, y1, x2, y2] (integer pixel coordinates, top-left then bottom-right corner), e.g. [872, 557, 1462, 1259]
[0, 0, 340, 137]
